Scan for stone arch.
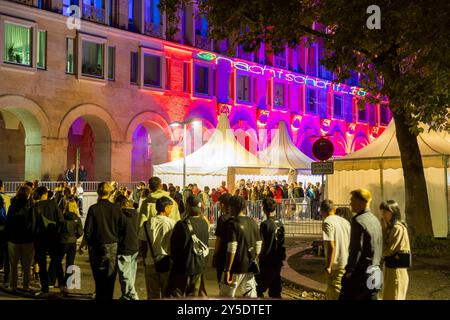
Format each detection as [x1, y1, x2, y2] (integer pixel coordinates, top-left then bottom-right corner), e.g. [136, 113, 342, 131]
[0, 95, 51, 180]
[59, 104, 121, 181]
[125, 111, 173, 180]
[351, 132, 370, 153]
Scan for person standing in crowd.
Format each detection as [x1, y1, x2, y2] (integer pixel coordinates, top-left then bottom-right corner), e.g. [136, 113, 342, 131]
[262, 185, 273, 199]
[75, 182, 84, 216]
[210, 188, 221, 204]
[114, 194, 140, 300]
[54, 196, 83, 294]
[320, 200, 351, 300]
[212, 193, 232, 284]
[137, 188, 150, 214]
[200, 186, 210, 217]
[5, 185, 34, 292]
[84, 182, 125, 300]
[218, 181, 228, 195]
[132, 181, 146, 210]
[306, 183, 314, 219]
[169, 185, 185, 217]
[65, 164, 76, 183]
[256, 197, 286, 298]
[140, 177, 180, 226]
[340, 189, 383, 300]
[379, 200, 411, 300]
[313, 182, 322, 219]
[192, 184, 200, 196]
[139, 196, 176, 299]
[78, 165, 88, 182]
[220, 196, 262, 298]
[293, 182, 305, 218]
[0, 180, 11, 285]
[168, 195, 209, 297]
[32, 186, 64, 295]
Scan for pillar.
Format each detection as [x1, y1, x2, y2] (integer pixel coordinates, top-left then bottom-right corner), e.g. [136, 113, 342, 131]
[111, 141, 132, 181]
[40, 137, 69, 181]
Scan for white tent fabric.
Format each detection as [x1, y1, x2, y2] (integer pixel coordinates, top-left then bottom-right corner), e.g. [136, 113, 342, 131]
[154, 114, 283, 189]
[258, 121, 313, 170]
[327, 121, 450, 237]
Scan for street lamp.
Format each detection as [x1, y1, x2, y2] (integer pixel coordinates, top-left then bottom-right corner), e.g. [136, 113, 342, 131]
[170, 119, 202, 188]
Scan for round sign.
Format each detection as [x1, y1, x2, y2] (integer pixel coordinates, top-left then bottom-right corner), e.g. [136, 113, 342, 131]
[312, 138, 334, 161]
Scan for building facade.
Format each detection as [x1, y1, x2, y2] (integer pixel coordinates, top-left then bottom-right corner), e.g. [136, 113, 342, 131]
[0, 0, 391, 182]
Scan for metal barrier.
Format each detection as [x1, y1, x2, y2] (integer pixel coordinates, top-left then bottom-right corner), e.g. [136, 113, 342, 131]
[205, 198, 325, 235]
[3, 181, 142, 193]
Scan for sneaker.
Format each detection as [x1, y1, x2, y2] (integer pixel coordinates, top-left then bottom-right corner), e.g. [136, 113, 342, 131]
[34, 290, 50, 298]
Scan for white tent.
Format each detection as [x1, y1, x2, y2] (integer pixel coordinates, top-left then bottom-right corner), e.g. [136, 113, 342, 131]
[153, 114, 286, 190]
[326, 121, 450, 237]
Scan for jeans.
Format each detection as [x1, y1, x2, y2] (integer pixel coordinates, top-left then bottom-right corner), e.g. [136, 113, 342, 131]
[144, 263, 170, 299]
[0, 236, 10, 284]
[256, 265, 282, 298]
[219, 273, 257, 298]
[8, 242, 34, 290]
[54, 243, 77, 289]
[88, 243, 118, 300]
[117, 252, 139, 300]
[35, 243, 58, 292]
[167, 272, 202, 297]
[326, 269, 346, 300]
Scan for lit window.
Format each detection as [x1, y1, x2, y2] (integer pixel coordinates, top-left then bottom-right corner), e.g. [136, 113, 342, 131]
[37, 31, 46, 69]
[108, 46, 115, 80]
[3, 23, 31, 66]
[307, 89, 317, 113]
[274, 83, 285, 108]
[333, 94, 343, 118]
[194, 65, 210, 95]
[358, 107, 367, 122]
[237, 75, 250, 102]
[66, 38, 75, 74]
[81, 40, 104, 78]
[143, 54, 161, 87]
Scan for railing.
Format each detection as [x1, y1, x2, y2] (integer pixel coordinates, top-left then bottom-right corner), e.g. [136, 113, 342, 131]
[144, 21, 163, 38]
[82, 5, 105, 24]
[204, 199, 329, 236]
[3, 181, 143, 193]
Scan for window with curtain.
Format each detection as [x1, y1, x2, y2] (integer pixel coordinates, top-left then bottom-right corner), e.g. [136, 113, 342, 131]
[143, 54, 161, 87]
[4, 23, 31, 66]
[274, 82, 285, 107]
[237, 75, 250, 102]
[66, 38, 75, 74]
[358, 106, 367, 122]
[108, 46, 115, 80]
[37, 31, 46, 69]
[81, 40, 104, 78]
[194, 65, 209, 95]
[333, 94, 343, 118]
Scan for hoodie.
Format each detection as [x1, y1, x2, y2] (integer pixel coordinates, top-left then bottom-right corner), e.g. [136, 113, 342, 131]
[139, 189, 180, 226]
[118, 207, 140, 255]
[59, 211, 83, 244]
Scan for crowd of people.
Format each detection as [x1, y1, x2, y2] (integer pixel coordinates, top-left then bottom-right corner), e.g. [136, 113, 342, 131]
[0, 177, 411, 300]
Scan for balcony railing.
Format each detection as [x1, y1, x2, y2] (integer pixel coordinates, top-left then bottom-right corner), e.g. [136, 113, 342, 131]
[144, 21, 163, 38]
[195, 35, 211, 50]
[82, 5, 105, 24]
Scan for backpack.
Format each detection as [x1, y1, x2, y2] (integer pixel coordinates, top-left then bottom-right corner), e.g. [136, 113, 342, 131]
[273, 219, 286, 261]
[186, 218, 209, 258]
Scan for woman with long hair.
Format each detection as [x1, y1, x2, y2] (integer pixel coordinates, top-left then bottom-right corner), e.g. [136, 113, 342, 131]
[379, 200, 411, 300]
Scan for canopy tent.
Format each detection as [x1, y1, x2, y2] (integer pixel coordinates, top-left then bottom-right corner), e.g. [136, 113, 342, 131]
[326, 121, 450, 237]
[153, 114, 289, 190]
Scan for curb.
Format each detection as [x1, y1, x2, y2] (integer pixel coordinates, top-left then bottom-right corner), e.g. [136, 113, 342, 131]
[281, 246, 326, 295]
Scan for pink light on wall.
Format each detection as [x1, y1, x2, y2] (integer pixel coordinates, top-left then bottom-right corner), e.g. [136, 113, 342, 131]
[291, 115, 302, 130]
[347, 123, 356, 136]
[257, 110, 270, 127]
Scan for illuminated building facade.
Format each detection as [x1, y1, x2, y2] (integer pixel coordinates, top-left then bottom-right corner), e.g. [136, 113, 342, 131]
[0, 0, 391, 182]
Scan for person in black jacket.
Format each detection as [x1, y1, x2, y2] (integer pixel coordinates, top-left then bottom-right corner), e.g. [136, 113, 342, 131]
[167, 195, 209, 297]
[32, 186, 64, 295]
[84, 182, 125, 300]
[340, 189, 383, 300]
[54, 196, 83, 293]
[256, 197, 286, 298]
[5, 185, 34, 291]
[115, 194, 140, 300]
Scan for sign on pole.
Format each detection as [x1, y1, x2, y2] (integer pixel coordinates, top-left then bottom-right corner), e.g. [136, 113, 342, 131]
[311, 161, 334, 175]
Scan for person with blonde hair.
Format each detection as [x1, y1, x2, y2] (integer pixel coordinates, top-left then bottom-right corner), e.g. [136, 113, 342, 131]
[340, 189, 383, 300]
[379, 200, 411, 300]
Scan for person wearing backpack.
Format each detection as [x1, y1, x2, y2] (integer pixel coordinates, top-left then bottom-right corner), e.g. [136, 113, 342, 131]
[32, 186, 64, 295]
[256, 197, 286, 298]
[167, 195, 209, 297]
[5, 185, 34, 291]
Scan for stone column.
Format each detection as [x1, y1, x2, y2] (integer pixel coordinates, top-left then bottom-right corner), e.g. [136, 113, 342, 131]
[40, 137, 69, 181]
[110, 141, 132, 182]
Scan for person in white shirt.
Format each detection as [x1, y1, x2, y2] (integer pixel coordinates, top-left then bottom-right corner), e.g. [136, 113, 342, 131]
[139, 196, 176, 299]
[321, 199, 351, 300]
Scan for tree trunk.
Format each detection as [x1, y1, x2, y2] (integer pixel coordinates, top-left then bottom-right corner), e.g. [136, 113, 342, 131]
[392, 111, 434, 237]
